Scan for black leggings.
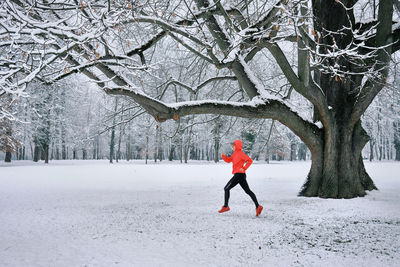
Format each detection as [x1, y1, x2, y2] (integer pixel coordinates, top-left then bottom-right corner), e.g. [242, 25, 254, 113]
[224, 173, 259, 208]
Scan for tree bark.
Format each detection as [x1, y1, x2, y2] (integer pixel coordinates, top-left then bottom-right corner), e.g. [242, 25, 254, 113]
[295, 0, 385, 198]
[299, 121, 377, 198]
[145, 135, 149, 164]
[33, 138, 41, 162]
[116, 128, 122, 162]
[61, 124, 66, 160]
[395, 121, 400, 160]
[109, 98, 118, 163]
[213, 121, 220, 163]
[5, 151, 12, 162]
[126, 133, 131, 161]
[290, 143, 297, 161]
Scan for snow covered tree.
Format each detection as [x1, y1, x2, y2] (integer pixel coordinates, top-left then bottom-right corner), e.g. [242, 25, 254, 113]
[1, 0, 399, 198]
[0, 97, 19, 162]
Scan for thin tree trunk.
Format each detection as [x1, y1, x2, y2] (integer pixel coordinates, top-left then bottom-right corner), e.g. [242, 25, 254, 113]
[116, 103, 124, 163]
[263, 120, 275, 163]
[126, 133, 131, 161]
[145, 135, 149, 164]
[213, 120, 220, 163]
[158, 124, 163, 162]
[44, 143, 49, 164]
[33, 138, 41, 162]
[369, 139, 374, 161]
[5, 151, 12, 162]
[290, 143, 297, 161]
[116, 128, 122, 163]
[109, 98, 118, 163]
[61, 124, 66, 160]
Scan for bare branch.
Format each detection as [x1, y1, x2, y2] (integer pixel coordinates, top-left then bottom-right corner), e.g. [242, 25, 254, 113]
[350, 0, 394, 126]
[105, 86, 322, 152]
[263, 42, 329, 122]
[164, 76, 237, 94]
[252, 0, 288, 30]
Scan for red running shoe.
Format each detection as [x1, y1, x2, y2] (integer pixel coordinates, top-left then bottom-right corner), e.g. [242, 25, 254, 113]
[256, 205, 263, 216]
[218, 206, 230, 213]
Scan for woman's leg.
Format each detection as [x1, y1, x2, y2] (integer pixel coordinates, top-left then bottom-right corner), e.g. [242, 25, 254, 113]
[223, 174, 240, 207]
[239, 175, 260, 208]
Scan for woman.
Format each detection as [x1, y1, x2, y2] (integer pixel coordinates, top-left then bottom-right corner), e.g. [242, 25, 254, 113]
[219, 140, 263, 216]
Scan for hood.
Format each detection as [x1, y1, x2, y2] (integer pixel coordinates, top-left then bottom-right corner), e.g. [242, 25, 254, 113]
[233, 140, 243, 151]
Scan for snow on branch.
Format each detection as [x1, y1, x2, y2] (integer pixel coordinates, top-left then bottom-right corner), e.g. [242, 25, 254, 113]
[104, 85, 322, 151]
[164, 76, 237, 94]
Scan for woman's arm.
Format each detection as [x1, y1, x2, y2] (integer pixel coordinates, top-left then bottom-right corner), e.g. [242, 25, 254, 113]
[221, 153, 232, 163]
[242, 153, 253, 171]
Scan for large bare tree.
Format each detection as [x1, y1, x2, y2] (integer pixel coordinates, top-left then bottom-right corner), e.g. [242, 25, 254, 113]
[1, 0, 399, 198]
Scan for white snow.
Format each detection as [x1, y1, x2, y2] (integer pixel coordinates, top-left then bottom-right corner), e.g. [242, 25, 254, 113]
[167, 97, 271, 109]
[315, 121, 323, 128]
[0, 160, 399, 266]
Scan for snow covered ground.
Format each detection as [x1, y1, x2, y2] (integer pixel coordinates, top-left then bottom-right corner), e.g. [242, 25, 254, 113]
[0, 160, 399, 267]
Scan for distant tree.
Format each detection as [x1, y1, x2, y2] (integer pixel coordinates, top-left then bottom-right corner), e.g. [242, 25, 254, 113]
[241, 130, 256, 155]
[0, 96, 18, 162]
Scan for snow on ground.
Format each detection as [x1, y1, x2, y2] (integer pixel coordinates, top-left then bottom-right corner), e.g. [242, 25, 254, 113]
[0, 160, 399, 267]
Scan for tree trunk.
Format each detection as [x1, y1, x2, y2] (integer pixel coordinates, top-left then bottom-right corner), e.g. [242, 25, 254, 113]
[386, 138, 391, 160]
[21, 146, 26, 160]
[145, 135, 149, 164]
[33, 139, 41, 162]
[126, 133, 131, 161]
[299, 122, 377, 198]
[394, 121, 400, 160]
[5, 151, 12, 162]
[154, 123, 161, 163]
[109, 98, 118, 163]
[298, 0, 379, 198]
[213, 140, 219, 163]
[56, 146, 60, 160]
[116, 128, 122, 163]
[157, 124, 163, 162]
[61, 125, 66, 160]
[379, 135, 383, 160]
[184, 126, 192, 164]
[168, 138, 175, 161]
[110, 126, 115, 163]
[96, 136, 100, 160]
[369, 139, 374, 161]
[290, 143, 297, 161]
[298, 143, 307, 161]
[44, 143, 49, 164]
[396, 147, 400, 161]
[213, 120, 220, 163]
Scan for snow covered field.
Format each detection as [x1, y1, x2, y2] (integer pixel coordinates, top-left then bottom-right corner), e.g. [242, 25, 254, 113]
[0, 160, 399, 267]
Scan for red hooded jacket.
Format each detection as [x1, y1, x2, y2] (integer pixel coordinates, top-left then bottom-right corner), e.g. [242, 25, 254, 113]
[222, 140, 253, 174]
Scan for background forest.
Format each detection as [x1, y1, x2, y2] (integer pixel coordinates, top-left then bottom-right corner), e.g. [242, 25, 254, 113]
[2, 58, 400, 163]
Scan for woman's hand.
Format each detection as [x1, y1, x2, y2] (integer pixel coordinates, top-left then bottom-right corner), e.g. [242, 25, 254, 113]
[221, 153, 226, 158]
[239, 168, 245, 172]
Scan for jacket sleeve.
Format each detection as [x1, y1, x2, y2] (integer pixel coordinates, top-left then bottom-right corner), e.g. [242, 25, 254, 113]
[222, 154, 232, 163]
[242, 153, 253, 170]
